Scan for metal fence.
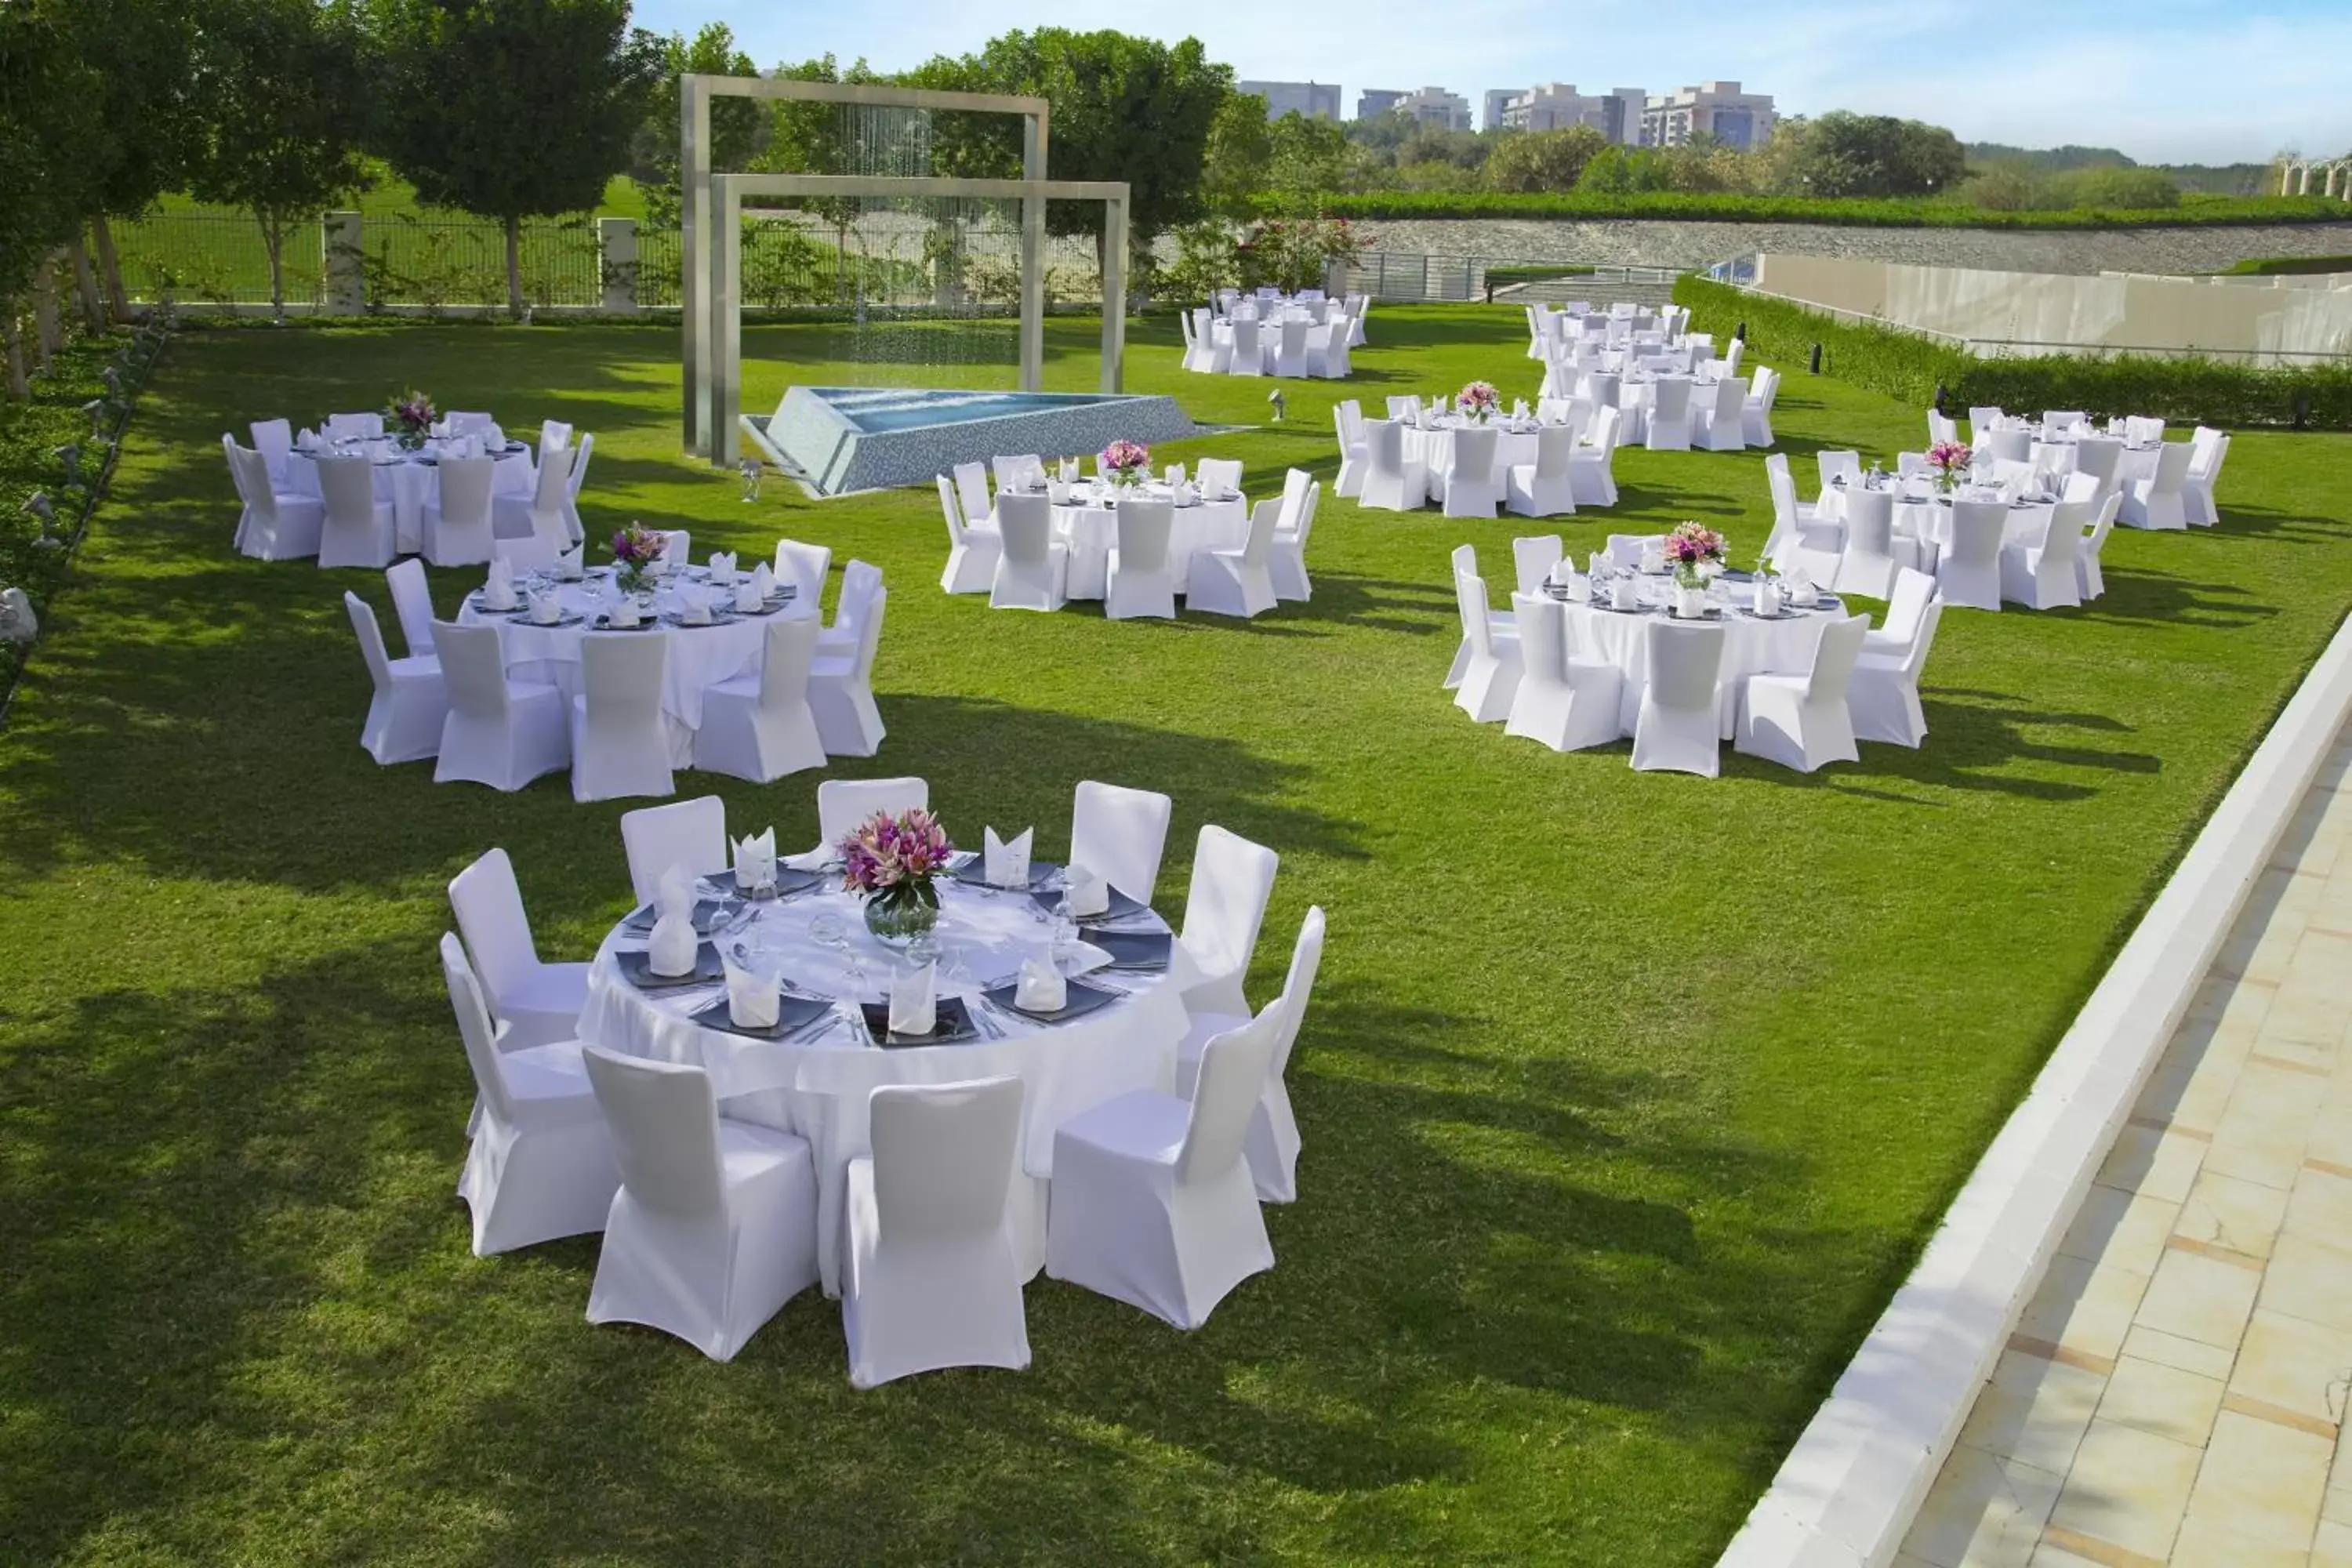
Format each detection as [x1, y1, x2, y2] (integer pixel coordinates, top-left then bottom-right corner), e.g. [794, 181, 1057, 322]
[1346, 252, 1683, 306]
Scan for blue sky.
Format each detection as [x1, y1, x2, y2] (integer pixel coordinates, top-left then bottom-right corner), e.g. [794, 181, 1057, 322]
[633, 0, 2350, 165]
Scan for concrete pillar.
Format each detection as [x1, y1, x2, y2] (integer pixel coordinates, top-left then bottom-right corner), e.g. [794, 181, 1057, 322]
[324, 211, 365, 313]
[597, 217, 638, 313]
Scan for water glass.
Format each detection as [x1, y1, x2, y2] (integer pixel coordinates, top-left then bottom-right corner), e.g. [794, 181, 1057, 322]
[739, 459, 763, 503]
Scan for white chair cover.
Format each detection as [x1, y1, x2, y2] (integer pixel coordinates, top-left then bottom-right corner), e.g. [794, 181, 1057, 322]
[816, 777, 928, 848]
[571, 632, 673, 802]
[693, 615, 826, 784]
[346, 591, 446, 765]
[1737, 613, 1869, 772]
[990, 495, 1068, 612]
[809, 583, 887, 757]
[431, 620, 569, 790]
[1632, 620, 1724, 777]
[448, 846, 590, 1051]
[1105, 499, 1178, 622]
[620, 796, 729, 906]
[1070, 780, 1172, 905]
[1175, 823, 1279, 1018]
[1504, 592, 1623, 753]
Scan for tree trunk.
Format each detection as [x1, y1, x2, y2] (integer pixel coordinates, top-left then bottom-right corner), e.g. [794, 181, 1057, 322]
[66, 231, 106, 330]
[92, 214, 132, 321]
[32, 255, 62, 361]
[260, 216, 285, 321]
[2, 311, 27, 401]
[504, 216, 523, 318]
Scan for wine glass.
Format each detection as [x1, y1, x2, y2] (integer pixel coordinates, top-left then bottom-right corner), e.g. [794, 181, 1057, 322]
[739, 458, 763, 502]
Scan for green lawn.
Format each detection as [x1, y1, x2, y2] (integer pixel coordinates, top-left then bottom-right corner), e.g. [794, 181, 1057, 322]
[4, 306, 2350, 1565]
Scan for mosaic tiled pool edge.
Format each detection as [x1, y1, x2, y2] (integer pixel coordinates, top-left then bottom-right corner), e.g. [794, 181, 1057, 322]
[745, 385, 1198, 496]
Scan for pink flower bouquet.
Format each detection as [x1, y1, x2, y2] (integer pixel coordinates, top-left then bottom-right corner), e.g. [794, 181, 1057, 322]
[839, 807, 956, 943]
[1926, 439, 1973, 491]
[611, 521, 667, 592]
[384, 390, 437, 449]
[1457, 380, 1501, 421]
[1664, 521, 1726, 586]
[1100, 439, 1152, 487]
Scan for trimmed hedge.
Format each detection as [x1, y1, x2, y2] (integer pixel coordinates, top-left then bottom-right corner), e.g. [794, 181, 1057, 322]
[2220, 254, 2352, 276]
[1673, 274, 2352, 430]
[1308, 191, 2352, 229]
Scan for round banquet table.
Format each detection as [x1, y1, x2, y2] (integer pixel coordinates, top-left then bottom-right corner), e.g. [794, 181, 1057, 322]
[290, 440, 535, 554]
[456, 567, 809, 764]
[1545, 580, 1850, 738]
[1400, 417, 1545, 477]
[1043, 484, 1249, 598]
[575, 871, 1196, 1294]
[1890, 490, 2056, 554]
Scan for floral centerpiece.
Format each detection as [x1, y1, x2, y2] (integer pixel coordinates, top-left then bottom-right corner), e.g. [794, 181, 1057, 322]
[1926, 439, 1973, 494]
[840, 807, 955, 947]
[1664, 521, 1726, 617]
[1457, 380, 1501, 423]
[383, 389, 436, 451]
[1100, 438, 1152, 489]
[610, 522, 667, 595]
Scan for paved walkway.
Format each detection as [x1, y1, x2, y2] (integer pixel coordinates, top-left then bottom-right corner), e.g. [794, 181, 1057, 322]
[1898, 724, 2352, 1568]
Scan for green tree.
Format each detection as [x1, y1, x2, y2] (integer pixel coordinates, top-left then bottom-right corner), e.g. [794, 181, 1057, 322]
[760, 54, 896, 303]
[1265, 111, 1353, 209]
[1202, 89, 1273, 219]
[1485, 126, 1609, 193]
[1797, 111, 1967, 198]
[367, 0, 659, 315]
[0, 0, 105, 392]
[638, 22, 763, 231]
[187, 0, 376, 319]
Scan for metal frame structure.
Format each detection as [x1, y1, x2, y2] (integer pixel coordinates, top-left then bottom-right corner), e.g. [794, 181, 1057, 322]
[679, 74, 1129, 464]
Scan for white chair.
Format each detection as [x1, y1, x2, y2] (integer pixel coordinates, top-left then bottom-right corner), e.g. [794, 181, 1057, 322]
[1195, 457, 1243, 496]
[773, 537, 833, 611]
[325, 412, 383, 441]
[1832, 488, 1901, 600]
[1333, 401, 1369, 498]
[491, 444, 573, 569]
[2067, 435, 2123, 505]
[1762, 453, 1843, 583]
[818, 777, 928, 847]
[1105, 499, 1178, 621]
[2119, 441, 2192, 531]
[570, 633, 673, 803]
[952, 462, 994, 528]
[1743, 366, 1779, 448]
[249, 417, 294, 485]
[448, 848, 591, 1051]
[581, 1048, 820, 1363]
[1966, 406, 2005, 448]
[1438, 426, 1503, 520]
[937, 474, 1000, 595]
[1737, 614, 1869, 773]
[1504, 424, 1577, 518]
[1175, 824, 1279, 1019]
[1185, 499, 1277, 619]
[1306, 319, 1350, 378]
[1504, 593, 1624, 753]
[1865, 568, 1936, 660]
[1927, 409, 1959, 448]
[1452, 568, 1522, 724]
[844, 1076, 1032, 1388]
[1346, 294, 1369, 346]
[561, 431, 593, 545]
[1512, 535, 1563, 597]
[1180, 307, 1221, 374]
[1269, 481, 1318, 604]
[809, 584, 887, 757]
[1444, 543, 1515, 691]
[539, 419, 574, 463]
[1817, 450, 1862, 492]
[431, 621, 569, 790]
[227, 440, 324, 561]
[694, 615, 826, 784]
[1851, 601, 1943, 748]
[989, 494, 1067, 612]
[2043, 410, 2087, 434]
[442, 935, 617, 1257]
[1357, 419, 1427, 512]
[1936, 499, 2007, 612]
[2183, 429, 2229, 526]
[345, 592, 446, 765]
[383, 558, 438, 662]
[1271, 318, 1310, 379]
[1643, 379, 1694, 452]
[315, 455, 396, 569]
[1071, 780, 1172, 905]
[1385, 395, 1420, 420]
[2000, 499, 2088, 610]
[991, 453, 1043, 496]
[811, 554, 869, 660]
[1045, 1009, 1279, 1328]
[621, 796, 729, 906]
[423, 455, 496, 566]
[1632, 620, 1724, 778]
[1173, 904, 1325, 1203]
[1693, 376, 1747, 452]
[1228, 318, 1263, 376]
[1568, 407, 1621, 507]
[2077, 492, 2121, 600]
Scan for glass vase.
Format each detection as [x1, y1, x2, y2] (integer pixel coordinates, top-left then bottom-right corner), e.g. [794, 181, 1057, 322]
[862, 888, 939, 950]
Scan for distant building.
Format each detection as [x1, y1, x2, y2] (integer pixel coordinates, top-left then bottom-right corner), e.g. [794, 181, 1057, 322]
[1390, 85, 1473, 132]
[1481, 89, 1517, 133]
[1237, 80, 1343, 123]
[1356, 88, 1405, 122]
[1640, 81, 1776, 149]
[1495, 83, 1647, 145]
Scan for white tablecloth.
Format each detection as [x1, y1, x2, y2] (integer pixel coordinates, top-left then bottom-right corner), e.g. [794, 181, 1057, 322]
[457, 572, 808, 762]
[1044, 487, 1248, 597]
[1553, 586, 1847, 737]
[1401, 419, 1544, 477]
[576, 876, 1195, 1294]
[290, 443, 535, 553]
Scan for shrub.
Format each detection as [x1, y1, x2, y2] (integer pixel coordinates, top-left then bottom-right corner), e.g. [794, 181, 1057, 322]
[1304, 191, 2348, 227]
[1673, 274, 2352, 430]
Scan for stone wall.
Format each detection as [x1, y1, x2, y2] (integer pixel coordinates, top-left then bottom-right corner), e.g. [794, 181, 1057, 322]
[1355, 219, 2352, 278]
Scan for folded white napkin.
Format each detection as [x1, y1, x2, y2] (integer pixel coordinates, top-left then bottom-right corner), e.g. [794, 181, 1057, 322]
[483, 559, 517, 612]
[708, 550, 736, 583]
[747, 561, 775, 597]
[723, 955, 780, 1029]
[1752, 578, 1779, 615]
[732, 827, 776, 895]
[1561, 574, 1592, 603]
[604, 591, 640, 629]
[984, 826, 1032, 889]
[1064, 865, 1109, 918]
[1014, 954, 1066, 1012]
[679, 588, 713, 626]
[296, 429, 319, 451]
[527, 586, 561, 626]
[648, 866, 700, 978]
[484, 423, 506, 448]
[554, 545, 584, 581]
[888, 962, 936, 1036]
[783, 843, 834, 873]
[1059, 458, 1080, 483]
[1512, 398, 1530, 419]
[1639, 545, 1667, 574]
[1610, 575, 1639, 611]
[1784, 570, 1817, 603]
[1047, 480, 1070, 505]
[1163, 463, 1184, 485]
[732, 575, 764, 614]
